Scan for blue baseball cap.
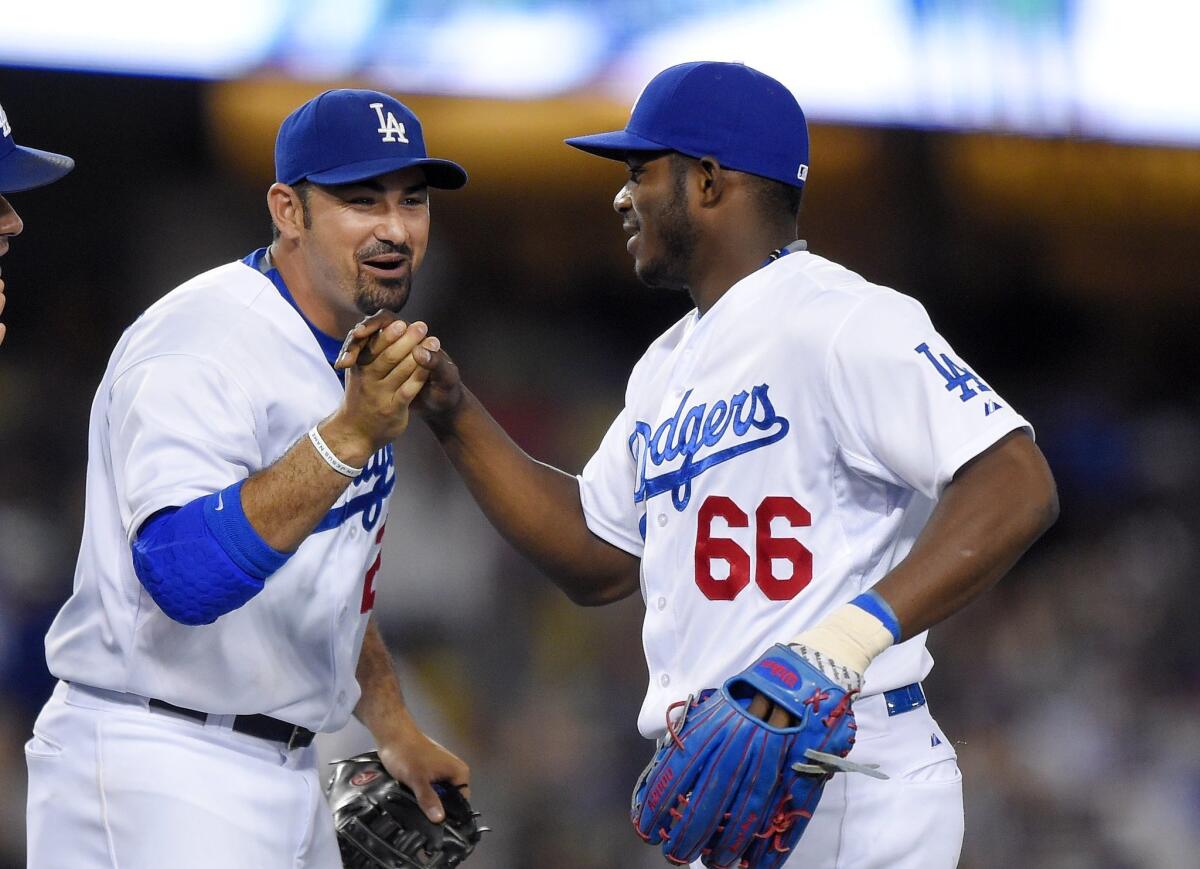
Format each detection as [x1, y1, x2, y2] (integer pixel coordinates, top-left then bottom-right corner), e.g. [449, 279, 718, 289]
[565, 62, 809, 188]
[0, 102, 75, 194]
[275, 89, 467, 189]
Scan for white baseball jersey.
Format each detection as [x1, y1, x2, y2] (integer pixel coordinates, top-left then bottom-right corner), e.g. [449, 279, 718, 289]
[44, 253, 393, 733]
[578, 248, 1030, 738]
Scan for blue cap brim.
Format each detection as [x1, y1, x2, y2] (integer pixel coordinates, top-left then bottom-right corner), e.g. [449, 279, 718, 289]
[0, 145, 75, 194]
[564, 129, 673, 161]
[303, 156, 467, 190]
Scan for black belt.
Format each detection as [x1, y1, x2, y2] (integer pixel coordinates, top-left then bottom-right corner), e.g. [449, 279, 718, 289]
[148, 698, 316, 750]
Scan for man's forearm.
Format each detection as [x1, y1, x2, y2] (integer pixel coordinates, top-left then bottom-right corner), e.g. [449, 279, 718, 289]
[786, 430, 1057, 694]
[242, 319, 436, 552]
[354, 619, 420, 742]
[873, 430, 1059, 639]
[427, 388, 640, 606]
[352, 618, 471, 822]
[240, 416, 376, 552]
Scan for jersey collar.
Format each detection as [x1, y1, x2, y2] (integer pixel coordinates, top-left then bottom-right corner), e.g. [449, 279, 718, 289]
[760, 238, 808, 268]
[697, 239, 809, 323]
[242, 247, 345, 372]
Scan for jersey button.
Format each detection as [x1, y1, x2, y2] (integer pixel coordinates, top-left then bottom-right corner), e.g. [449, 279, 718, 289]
[656, 596, 667, 611]
[349, 526, 360, 538]
[336, 690, 347, 706]
[656, 513, 668, 527]
[659, 673, 671, 688]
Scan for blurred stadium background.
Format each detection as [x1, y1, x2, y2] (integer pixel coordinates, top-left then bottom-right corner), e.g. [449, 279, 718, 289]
[2, 1, 1198, 867]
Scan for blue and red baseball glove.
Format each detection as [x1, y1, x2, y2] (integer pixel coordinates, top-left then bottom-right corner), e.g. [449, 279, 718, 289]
[631, 644, 885, 868]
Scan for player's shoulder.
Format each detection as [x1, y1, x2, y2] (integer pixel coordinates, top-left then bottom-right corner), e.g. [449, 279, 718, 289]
[114, 258, 283, 375]
[769, 250, 927, 321]
[750, 251, 935, 353]
[135, 259, 273, 333]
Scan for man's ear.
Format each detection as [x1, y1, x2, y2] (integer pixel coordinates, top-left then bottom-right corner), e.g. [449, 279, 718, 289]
[695, 156, 727, 208]
[267, 182, 306, 241]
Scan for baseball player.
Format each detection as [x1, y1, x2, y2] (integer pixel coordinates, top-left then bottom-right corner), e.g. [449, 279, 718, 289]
[344, 62, 1058, 867]
[0, 100, 74, 347]
[26, 89, 470, 868]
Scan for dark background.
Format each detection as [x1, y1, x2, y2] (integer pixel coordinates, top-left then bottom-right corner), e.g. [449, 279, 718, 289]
[2, 66, 1198, 868]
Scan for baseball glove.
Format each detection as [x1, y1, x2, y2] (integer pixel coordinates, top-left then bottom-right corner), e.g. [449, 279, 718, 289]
[631, 644, 885, 868]
[326, 751, 486, 869]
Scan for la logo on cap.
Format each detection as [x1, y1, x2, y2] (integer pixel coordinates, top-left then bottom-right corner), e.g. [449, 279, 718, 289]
[370, 103, 409, 144]
[0, 104, 11, 138]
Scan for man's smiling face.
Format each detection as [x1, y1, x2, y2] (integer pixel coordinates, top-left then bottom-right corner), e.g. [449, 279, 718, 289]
[299, 166, 431, 321]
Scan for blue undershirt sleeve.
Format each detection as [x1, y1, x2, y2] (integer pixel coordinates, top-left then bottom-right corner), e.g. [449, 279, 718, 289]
[131, 480, 292, 626]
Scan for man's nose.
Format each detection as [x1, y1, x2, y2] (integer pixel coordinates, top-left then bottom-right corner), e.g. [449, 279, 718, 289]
[375, 205, 410, 244]
[0, 196, 24, 239]
[613, 184, 632, 215]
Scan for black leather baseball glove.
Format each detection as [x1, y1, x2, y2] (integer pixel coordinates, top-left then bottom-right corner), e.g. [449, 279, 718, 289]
[326, 751, 486, 868]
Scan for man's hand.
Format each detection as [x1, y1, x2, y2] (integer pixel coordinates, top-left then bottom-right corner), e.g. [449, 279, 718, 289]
[377, 725, 471, 823]
[335, 309, 403, 368]
[409, 343, 463, 419]
[322, 315, 442, 466]
[326, 751, 486, 868]
[747, 693, 795, 727]
[334, 309, 465, 421]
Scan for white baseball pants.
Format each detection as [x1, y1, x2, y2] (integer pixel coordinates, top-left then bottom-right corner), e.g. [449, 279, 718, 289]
[25, 681, 342, 869]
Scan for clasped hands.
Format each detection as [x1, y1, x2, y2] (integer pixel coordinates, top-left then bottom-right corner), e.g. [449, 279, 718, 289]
[323, 310, 462, 460]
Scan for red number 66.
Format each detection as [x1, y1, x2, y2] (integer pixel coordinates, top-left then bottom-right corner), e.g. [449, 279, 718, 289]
[694, 495, 812, 601]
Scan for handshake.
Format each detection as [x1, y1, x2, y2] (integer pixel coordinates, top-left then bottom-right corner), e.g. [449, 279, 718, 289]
[319, 310, 462, 467]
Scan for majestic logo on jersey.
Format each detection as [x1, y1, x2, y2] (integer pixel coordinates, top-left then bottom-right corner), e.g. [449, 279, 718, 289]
[629, 384, 790, 511]
[370, 103, 409, 143]
[314, 445, 395, 533]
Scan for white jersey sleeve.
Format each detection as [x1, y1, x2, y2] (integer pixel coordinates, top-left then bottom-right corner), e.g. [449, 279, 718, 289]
[825, 291, 1031, 499]
[578, 407, 645, 558]
[109, 353, 263, 541]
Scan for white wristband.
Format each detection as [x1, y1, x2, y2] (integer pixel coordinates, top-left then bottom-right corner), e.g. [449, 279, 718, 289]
[308, 426, 363, 478]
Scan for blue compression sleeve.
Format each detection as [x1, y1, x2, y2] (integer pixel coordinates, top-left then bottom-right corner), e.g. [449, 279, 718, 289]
[131, 480, 291, 626]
